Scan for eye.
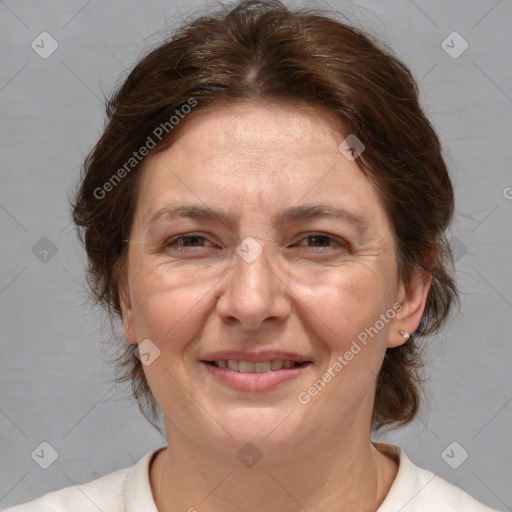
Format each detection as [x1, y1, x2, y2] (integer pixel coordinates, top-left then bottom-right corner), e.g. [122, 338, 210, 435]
[162, 232, 347, 254]
[165, 233, 215, 250]
[293, 233, 347, 251]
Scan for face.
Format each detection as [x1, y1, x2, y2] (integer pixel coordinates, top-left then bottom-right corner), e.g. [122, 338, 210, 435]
[121, 102, 425, 460]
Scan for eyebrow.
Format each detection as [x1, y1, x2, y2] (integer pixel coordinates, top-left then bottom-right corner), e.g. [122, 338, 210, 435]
[146, 203, 368, 232]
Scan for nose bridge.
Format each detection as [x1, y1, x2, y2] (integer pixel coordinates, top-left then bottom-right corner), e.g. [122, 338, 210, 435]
[216, 235, 288, 327]
[232, 235, 277, 295]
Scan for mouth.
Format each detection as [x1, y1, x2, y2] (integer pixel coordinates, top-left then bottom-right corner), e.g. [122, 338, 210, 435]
[202, 359, 311, 372]
[199, 354, 313, 391]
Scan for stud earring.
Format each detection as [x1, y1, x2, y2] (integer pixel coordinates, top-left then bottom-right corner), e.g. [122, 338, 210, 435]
[399, 329, 410, 340]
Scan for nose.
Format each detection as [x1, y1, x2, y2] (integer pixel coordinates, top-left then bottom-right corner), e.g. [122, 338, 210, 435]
[215, 237, 290, 331]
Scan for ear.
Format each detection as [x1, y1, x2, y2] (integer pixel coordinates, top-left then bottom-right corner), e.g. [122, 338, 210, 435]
[119, 279, 138, 345]
[388, 265, 432, 348]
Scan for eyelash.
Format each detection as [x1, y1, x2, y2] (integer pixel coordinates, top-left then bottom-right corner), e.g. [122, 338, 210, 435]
[164, 233, 347, 252]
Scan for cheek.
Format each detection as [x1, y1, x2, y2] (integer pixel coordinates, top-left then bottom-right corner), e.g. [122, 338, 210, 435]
[294, 267, 396, 413]
[129, 261, 217, 347]
[294, 261, 394, 345]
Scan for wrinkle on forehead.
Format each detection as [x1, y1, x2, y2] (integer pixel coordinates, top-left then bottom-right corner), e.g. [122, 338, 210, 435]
[147, 102, 350, 185]
[174, 100, 347, 153]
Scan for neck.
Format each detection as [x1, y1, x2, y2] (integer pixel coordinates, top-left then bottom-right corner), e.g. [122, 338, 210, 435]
[150, 423, 398, 512]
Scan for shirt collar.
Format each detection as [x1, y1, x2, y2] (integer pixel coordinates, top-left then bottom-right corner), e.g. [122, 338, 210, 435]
[374, 442, 419, 512]
[125, 446, 166, 511]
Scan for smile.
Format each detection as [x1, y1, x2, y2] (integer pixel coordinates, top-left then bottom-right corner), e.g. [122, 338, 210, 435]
[200, 359, 312, 391]
[205, 359, 309, 372]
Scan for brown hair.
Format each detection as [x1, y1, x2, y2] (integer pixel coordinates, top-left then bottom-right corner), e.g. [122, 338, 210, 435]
[72, 0, 458, 432]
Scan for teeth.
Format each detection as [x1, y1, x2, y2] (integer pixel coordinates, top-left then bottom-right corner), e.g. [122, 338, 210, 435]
[227, 360, 238, 371]
[214, 360, 299, 372]
[270, 360, 283, 370]
[238, 361, 255, 373]
[254, 361, 271, 372]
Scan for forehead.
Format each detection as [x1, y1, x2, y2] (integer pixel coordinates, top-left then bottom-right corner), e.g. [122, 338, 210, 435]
[198, 101, 343, 146]
[135, 101, 387, 227]
[146, 101, 346, 174]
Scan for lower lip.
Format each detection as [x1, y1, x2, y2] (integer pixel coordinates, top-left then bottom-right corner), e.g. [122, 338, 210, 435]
[201, 362, 311, 391]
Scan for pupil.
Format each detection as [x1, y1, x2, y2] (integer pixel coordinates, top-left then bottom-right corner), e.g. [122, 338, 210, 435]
[311, 236, 327, 246]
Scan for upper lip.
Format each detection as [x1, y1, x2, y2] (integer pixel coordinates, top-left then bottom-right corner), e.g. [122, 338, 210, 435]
[200, 350, 312, 363]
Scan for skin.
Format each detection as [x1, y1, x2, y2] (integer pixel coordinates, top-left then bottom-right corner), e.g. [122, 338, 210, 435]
[120, 101, 431, 512]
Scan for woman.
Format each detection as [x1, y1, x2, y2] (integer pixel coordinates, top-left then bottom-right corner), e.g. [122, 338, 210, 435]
[6, 0, 502, 510]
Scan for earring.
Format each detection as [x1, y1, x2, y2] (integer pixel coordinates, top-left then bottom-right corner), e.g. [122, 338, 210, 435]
[400, 329, 410, 340]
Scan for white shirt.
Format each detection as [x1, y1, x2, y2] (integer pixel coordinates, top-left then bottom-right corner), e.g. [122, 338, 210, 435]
[4, 443, 500, 511]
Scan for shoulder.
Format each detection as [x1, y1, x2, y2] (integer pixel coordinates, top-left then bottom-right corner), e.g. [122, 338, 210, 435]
[3, 468, 128, 512]
[2, 449, 161, 512]
[376, 443, 502, 512]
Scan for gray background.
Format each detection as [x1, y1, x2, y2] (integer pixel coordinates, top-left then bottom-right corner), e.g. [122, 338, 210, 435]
[0, 0, 511, 509]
